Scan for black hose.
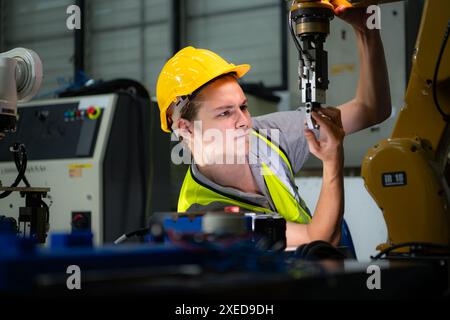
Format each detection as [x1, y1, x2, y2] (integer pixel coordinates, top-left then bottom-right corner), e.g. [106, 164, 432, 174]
[0, 143, 30, 199]
[432, 20, 450, 122]
[13, 146, 30, 187]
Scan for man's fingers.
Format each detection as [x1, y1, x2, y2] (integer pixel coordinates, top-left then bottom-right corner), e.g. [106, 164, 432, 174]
[317, 107, 343, 127]
[330, 0, 352, 16]
[319, 106, 339, 116]
[319, 107, 341, 120]
[311, 111, 336, 130]
[304, 128, 320, 153]
[312, 111, 344, 141]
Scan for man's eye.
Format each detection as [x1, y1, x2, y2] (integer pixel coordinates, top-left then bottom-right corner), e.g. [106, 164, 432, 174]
[240, 104, 248, 111]
[218, 110, 230, 117]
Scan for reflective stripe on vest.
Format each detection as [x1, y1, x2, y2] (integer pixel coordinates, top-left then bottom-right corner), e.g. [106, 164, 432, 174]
[178, 167, 272, 213]
[261, 163, 311, 224]
[177, 129, 311, 224]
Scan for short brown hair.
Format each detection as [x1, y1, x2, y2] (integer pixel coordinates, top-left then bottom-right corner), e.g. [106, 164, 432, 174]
[167, 72, 237, 128]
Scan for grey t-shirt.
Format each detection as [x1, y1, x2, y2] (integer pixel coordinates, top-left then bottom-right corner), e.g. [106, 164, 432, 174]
[187, 109, 313, 212]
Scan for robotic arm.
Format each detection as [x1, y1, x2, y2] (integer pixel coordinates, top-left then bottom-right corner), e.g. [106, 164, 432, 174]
[0, 48, 43, 135]
[289, 0, 335, 129]
[362, 0, 450, 254]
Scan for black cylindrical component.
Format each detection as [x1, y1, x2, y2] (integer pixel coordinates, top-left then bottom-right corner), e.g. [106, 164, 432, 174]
[291, 6, 334, 36]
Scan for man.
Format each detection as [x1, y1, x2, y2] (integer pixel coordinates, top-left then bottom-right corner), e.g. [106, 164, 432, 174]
[156, 5, 391, 247]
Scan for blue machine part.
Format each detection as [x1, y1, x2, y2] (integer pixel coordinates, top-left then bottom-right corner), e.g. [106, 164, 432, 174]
[158, 214, 354, 256]
[162, 215, 252, 234]
[50, 231, 94, 249]
[155, 214, 253, 244]
[0, 230, 286, 294]
[0, 216, 17, 234]
[163, 215, 204, 233]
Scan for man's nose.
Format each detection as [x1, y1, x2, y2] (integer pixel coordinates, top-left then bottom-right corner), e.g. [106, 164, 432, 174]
[235, 107, 249, 129]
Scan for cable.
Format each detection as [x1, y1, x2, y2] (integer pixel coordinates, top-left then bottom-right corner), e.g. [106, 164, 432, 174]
[113, 227, 150, 244]
[432, 20, 450, 122]
[288, 1, 311, 58]
[40, 199, 50, 224]
[288, 1, 313, 82]
[13, 145, 30, 187]
[289, 4, 303, 54]
[371, 242, 450, 260]
[0, 143, 29, 199]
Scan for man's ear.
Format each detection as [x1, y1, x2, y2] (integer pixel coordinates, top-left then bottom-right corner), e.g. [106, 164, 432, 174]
[176, 118, 193, 141]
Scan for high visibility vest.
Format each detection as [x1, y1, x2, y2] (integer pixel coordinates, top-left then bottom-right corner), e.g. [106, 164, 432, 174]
[177, 130, 312, 224]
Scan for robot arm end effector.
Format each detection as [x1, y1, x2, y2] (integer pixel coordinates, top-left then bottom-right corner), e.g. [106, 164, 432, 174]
[0, 48, 43, 134]
[289, 0, 335, 129]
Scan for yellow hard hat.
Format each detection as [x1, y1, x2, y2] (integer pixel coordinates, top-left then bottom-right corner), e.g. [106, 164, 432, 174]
[156, 46, 251, 132]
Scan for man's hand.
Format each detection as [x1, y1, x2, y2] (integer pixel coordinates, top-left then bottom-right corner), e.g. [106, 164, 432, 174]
[304, 107, 345, 166]
[288, 107, 345, 247]
[331, 1, 371, 33]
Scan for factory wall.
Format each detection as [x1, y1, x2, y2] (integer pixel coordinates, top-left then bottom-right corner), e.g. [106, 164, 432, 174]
[1, 0, 285, 98]
[1, 0, 74, 96]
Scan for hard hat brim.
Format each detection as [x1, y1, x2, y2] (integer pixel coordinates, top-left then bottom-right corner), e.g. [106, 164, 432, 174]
[228, 63, 251, 79]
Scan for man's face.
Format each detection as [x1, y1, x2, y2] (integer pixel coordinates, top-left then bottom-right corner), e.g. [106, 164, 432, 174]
[179, 75, 253, 166]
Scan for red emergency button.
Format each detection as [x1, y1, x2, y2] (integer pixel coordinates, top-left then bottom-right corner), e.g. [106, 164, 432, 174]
[87, 106, 101, 119]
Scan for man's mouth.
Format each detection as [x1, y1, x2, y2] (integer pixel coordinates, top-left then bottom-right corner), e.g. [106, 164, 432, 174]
[234, 130, 249, 140]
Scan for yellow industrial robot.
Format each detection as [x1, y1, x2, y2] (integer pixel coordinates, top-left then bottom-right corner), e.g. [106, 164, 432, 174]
[362, 0, 450, 254]
[289, 0, 450, 256]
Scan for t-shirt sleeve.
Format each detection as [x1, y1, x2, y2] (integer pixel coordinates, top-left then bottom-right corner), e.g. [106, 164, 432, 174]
[252, 109, 318, 174]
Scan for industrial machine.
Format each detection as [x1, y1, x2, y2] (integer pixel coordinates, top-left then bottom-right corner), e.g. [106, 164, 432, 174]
[0, 48, 49, 243]
[2, 229, 442, 299]
[0, 92, 168, 244]
[361, 0, 450, 255]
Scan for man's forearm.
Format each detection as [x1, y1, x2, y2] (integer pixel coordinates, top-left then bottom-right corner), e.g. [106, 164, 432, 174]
[354, 28, 392, 122]
[307, 158, 345, 246]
